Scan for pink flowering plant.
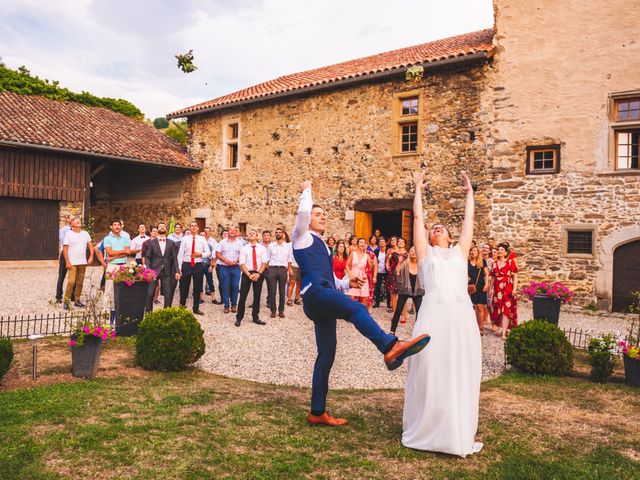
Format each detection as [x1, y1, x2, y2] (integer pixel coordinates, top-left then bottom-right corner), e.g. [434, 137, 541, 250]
[521, 281, 575, 303]
[106, 261, 157, 286]
[69, 320, 116, 347]
[620, 299, 640, 361]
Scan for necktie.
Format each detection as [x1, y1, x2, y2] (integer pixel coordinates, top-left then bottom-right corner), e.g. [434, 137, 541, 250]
[252, 245, 257, 271]
[191, 236, 196, 267]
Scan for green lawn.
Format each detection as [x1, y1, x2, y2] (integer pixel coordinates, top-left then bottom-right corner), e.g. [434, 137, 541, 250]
[1, 345, 639, 479]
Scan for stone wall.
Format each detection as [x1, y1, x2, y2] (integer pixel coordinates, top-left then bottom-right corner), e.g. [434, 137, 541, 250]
[491, 0, 640, 307]
[59, 201, 84, 227]
[188, 63, 494, 241]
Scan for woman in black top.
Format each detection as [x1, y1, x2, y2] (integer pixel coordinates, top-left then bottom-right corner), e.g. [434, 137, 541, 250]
[390, 247, 424, 335]
[468, 245, 489, 335]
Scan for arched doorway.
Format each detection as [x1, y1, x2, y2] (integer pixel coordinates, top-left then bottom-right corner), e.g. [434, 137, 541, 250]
[612, 239, 640, 312]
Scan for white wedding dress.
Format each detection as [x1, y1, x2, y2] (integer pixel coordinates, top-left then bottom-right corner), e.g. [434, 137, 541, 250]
[402, 243, 483, 457]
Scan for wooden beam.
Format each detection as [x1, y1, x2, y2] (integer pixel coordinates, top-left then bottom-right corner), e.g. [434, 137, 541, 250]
[353, 198, 413, 212]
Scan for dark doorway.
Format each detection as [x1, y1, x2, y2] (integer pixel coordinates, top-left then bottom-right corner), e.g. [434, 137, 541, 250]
[612, 239, 640, 312]
[372, 212, 402, 239]
[195, 218, 206, 234]
[0, 197, 59, 260]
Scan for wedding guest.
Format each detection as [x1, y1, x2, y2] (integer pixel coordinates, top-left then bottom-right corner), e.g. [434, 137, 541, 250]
[144, 222, 178, 310]
[386, 237, 408, 315]
[326, 236, 337, 253]
[177, 222, 210, 315]
[346, 238, 376, 306]
[235, 230, 269, 326]
[344, 232, 352, 247]
[168, 223, 184, 250]
[367, 234, 380, 256]
[103, 220, 131, 317]
[118, 219, 131, 240]
[216, 226, 243, 313]
[129, 223, 149, 265]
[373, 228, 382, 239]
[55, 214, 75, 304]
[333, 241, 348, 280]
[287, 243, 302, 306]
[202, 227, 219, 304]
[348, 236, 358, 254]
[489, 242, 518, 340]
[372, 237, 390, 309]
[266, 227, 289, 318]
[62, 218, 94, 309]
[261, 230, 272, 249]
[468, 245, 489, 335]
[390, 247, 424, 335]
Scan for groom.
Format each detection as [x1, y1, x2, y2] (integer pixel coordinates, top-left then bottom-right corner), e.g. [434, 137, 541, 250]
[292, 180, 430, 427]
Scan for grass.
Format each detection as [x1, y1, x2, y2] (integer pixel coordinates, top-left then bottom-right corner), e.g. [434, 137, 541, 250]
[1, 342, 639, 479]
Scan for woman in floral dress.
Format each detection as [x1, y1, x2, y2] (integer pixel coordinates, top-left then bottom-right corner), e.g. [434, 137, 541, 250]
[489, 242, 518, 340]
[386, 237, 408, 316]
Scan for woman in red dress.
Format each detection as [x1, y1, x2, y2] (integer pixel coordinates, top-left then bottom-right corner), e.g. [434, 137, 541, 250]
[489, 242, 518, 340]
[332, 241, 348, 280]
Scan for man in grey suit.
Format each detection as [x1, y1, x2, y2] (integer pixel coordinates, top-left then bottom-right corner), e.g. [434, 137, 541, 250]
[144, 222, 179, 311]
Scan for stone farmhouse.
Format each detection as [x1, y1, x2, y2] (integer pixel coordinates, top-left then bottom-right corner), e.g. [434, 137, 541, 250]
[165, 0, 639, 311]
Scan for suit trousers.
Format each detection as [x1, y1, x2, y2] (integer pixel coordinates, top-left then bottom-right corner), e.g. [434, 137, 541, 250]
[179, 262, 204, 311]
[266, 266, 287, 314]
[236, 272, 264, 322]
[302, 285, 397, 415]
[147, 270, 177, 311]
[55, 252, 73, 302]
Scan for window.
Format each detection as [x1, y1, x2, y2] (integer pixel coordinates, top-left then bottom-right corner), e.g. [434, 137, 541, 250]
[223, 121, 240, 169]
[401, 123, 418, 152]
[392, 90, 421, 156]
[567, 230, 593, 255]
[238, 222, 247, 237]
[562, 225, 596, 257]
[526, 145, 560, 174]
[610, 95, 640, 170]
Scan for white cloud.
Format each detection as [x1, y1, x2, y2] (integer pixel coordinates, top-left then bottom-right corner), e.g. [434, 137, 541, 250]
[0, 0, 493, 119]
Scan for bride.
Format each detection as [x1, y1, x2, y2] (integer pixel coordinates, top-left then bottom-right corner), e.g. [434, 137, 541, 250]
[402, 170, 483, 457]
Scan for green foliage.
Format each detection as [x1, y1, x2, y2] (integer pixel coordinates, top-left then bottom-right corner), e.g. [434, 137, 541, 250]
[136, 307, 205, 371]
[0, 337, 14, 383]
[175, 49, 197, 73]
[168, 215, 175, 235]
[588, 336, 617, 383]
[164, 121, 189, 145]
[153, 117, 169, 129]
[0, 64, 144, 119]
[505, 320, 574, 375]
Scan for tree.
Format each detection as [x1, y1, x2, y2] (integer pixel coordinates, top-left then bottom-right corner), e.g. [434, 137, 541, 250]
[153, 117, 169, 129]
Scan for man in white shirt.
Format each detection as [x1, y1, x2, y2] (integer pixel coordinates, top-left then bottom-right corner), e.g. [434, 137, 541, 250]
[168, 222, 184, 246]
[177, 221, 211, 315]
[266, 227, 290, 318]
[202, 227, 220, 303]
[55, 214, 75, 303]
[118, 219, 131, 240]
[62, 217, 94, 309]
[215, 226, 243, 313]
[235, 230, 269, 327]
[129, 223, 149, 265]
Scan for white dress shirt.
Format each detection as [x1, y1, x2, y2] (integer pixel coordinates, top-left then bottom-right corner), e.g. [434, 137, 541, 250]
[215, 238, 243, 265]
[239, 243, 269, 271]
[130, 234, 149, 259]
[287, 243, 298, 268]
[157, 237, 168, 255]
[177, 233, 211, 270]
[268, 240, 290, 267]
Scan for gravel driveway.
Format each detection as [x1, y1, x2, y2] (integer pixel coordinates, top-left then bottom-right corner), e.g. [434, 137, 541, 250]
[0, 266, 635, 389]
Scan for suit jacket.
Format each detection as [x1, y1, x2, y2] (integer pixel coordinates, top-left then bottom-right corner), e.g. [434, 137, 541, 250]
[145, 238, 179, 277]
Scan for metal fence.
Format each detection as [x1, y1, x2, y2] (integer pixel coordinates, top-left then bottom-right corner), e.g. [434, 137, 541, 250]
[0, 312, 103, 339]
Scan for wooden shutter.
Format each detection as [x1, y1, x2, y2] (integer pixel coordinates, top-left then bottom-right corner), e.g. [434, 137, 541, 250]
[401, 210, 413, 246]
[354, 211, 373, 240]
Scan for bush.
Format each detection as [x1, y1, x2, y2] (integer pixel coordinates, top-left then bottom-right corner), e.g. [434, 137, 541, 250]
[153, 117, 169, 129]
[588, 336, 617, 383]
[136, 307, 205, 371]
[505, 320, 574, 375]
[0, 337, 14, 383]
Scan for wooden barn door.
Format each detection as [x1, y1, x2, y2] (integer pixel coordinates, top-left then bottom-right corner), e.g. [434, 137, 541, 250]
[401, 210, 413, 247]
[354, 211, 372, 240]
[0, 198, 59, 260]
[612, 239, 640, 312]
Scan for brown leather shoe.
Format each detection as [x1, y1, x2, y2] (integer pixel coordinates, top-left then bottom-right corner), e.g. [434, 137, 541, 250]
[278, 312, 285, 318]
[270, 311, 276, 318]
[231, 306, 237, 313]
[307, 411, 348, 427]
[223, 308, 230, 314]
[384, 334, 431, 371]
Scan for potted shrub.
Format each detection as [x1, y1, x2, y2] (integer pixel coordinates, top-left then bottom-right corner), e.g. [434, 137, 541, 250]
[69, 318, 116, 378]
[587, 335, 617, 383]
[521, 281, 575, 325]
[107, 262, 157, 337]
[619, 303, 640, 387]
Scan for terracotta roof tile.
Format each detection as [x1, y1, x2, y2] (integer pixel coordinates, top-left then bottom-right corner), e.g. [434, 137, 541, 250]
[0, 92, 199, 170]
[169, 29, 494, 118]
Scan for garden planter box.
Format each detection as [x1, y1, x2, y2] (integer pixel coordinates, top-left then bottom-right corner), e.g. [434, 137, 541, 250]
[71, 335, 103, 378]
[623, 355, 640, 387]
[532, 294, 561, 325]
[114, 282, 148, 337]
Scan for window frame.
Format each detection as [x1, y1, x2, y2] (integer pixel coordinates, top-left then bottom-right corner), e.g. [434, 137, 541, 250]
[222, 119, 241, 170]
[392, 89, 422, 157]
[609, 92, 640, 172]
[561, 224, 596, 259]
[400, 122, 419, 153]
[525, 144, 561, 175]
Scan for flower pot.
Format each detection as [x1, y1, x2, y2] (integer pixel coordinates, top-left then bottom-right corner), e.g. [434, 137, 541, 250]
[114, 281, 148, 337]
[71, 335, 103, 378]
[532, 294, 561, 325]
[623, 355, 640, 387]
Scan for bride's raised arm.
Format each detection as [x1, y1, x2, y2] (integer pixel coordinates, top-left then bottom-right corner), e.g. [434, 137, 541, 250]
[413, 170, 429, 261]
[458, 171, 474, 258]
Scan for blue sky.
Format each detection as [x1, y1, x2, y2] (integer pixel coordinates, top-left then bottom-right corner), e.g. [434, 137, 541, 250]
[0, 0, 494, 119]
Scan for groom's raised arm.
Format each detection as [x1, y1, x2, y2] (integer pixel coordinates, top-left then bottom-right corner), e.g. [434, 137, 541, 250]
[291, 181, 313, 250]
